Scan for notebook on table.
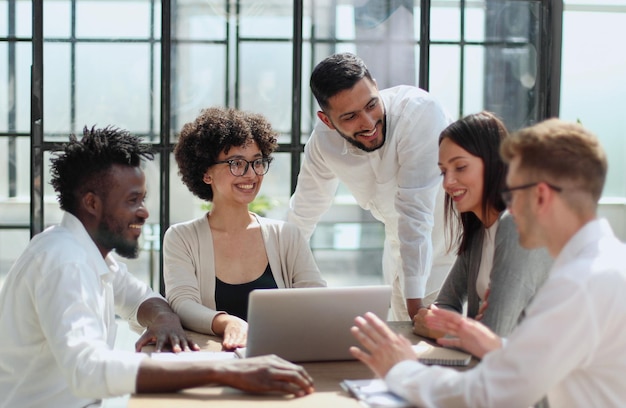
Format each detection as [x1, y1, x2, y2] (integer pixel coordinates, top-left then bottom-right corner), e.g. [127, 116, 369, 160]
[412, 341, 472, 366]
[236, 285, 392, 363]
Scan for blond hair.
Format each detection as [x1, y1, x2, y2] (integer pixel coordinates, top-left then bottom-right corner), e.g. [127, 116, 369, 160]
[500, 118, 607, 210]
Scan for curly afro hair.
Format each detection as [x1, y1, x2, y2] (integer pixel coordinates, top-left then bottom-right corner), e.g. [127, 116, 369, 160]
[174, 107, 278, 201]
[49, 126, 154, 215]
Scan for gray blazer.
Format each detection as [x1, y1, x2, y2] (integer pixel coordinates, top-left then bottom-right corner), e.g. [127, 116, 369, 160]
[435, 211, 552, 337]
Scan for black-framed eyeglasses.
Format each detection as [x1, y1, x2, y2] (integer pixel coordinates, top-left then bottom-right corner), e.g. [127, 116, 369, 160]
[501, 182, 562, 206]
[214, 157, 273, 177]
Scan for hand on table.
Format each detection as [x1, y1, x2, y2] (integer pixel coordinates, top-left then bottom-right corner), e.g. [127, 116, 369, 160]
[212, 313, 248, 350]
[135, 298, 200, 353]
[425, 305, 502, 359]
[349, 312, 417, 378]
[412, 307, 445, 339]
[218, 355, 314, 397]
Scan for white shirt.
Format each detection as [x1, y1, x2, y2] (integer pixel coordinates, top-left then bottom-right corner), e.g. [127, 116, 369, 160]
[288, 86, 454, 298]
[0, 212, 156, 408]
[385, 218, 626, 407]
[476, 219, 498, 300]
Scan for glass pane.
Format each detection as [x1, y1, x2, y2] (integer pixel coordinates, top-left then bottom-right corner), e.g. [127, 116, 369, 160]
[44, 0, 71, 38]
[175, 0, 227, 41]
[0, 229, 30, 289]
[310, 210, 385, 287]
[465, 0, 486, 42]
[463, 45, 485, 117]
[171, 44, 227, 142]
[240, 1, 292, 38]
[151, 44, 161, 140]
[307, 0, 418, 89]
[0, 44, 7, 132]
[429, 45, 461, 119]
[169, 154, 207, 225]
[15, 42, 31, 132]
[75, 43, 152, 134]
[483, 1, 541, 131]
[0, 1, 5, 37]
[43, 43, 71, 135]
[0, 137, 28, 202]
[258, 152, 291, 218]
[431, 0, 460, 42]
[0, 42, 31, 133]
[11, 0, 32, 38]
[76, 1, 153, 39]
[240, 42, 292, 136]
[560, 5, 626, 197]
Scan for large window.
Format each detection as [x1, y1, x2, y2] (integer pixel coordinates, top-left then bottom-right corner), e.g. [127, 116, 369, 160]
[1, 0, 563, 291]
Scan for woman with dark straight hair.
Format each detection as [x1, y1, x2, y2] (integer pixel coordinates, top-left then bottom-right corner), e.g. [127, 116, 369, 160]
[413, 111, 551, 339]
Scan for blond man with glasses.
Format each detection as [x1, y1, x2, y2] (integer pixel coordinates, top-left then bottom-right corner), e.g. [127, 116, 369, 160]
[349, 119, 626, 407]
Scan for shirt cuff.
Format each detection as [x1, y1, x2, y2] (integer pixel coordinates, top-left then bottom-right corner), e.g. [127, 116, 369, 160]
[105, 350, 150, 395]
[403, 275, 427, 299]
[385, 360, 427, 396]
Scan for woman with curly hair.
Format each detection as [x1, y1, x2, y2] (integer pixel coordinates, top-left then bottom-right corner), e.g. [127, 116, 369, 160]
[164, 107, 326, 350]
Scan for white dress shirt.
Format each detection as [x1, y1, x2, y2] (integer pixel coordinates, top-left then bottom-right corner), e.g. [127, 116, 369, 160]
[385, 218, 626, 407]
[0, 212, 157, 408]
[288, 85, 455, 299]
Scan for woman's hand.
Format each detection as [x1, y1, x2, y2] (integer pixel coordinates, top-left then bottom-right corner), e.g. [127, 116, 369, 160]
[425, 305, 502, 358]
[212, 314, 248, 350]
[412, 307, 445, 339]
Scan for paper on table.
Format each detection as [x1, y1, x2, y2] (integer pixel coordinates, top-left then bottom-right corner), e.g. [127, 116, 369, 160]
[150, 351, 236, 362]
[341, 379, 413, 408]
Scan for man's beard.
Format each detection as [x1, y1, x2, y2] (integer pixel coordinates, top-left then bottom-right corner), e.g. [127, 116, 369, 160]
[96, 219, 140, 259]
[336, 120, 386, 152]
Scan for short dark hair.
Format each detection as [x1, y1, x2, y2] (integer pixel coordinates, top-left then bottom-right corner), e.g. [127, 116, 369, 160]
[50, 126, 154, 215]
[310, 52, 374, 110]
[439, 111, 508, 254]
[174, 107, 278, 201]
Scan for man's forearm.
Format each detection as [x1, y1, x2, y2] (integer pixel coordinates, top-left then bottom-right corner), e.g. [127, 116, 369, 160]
[136, 297, 179, 327]
[136, 358, 223, 393]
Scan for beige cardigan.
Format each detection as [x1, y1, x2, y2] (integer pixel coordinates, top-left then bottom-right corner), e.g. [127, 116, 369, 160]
[163, 213, 326, 335]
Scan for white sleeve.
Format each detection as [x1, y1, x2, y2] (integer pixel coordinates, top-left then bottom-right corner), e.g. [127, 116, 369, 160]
[386, 272, 607, 407]
[35, 262, 146, 398]
[287, 130, 339, 240]
[394, 98, 449, 298]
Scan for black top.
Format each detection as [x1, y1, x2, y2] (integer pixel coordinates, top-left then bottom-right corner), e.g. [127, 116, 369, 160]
[215, 263, 278, 321]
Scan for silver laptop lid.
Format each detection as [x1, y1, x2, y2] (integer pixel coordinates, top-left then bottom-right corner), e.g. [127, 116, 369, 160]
[244, 285, 392, 362]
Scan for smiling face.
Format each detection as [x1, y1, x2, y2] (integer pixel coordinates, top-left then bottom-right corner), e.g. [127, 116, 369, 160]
[94, 164, 149, 258]
[438, 137, 486, 221]
[317, 77, 386, 152]
[205, 140, 264, 207]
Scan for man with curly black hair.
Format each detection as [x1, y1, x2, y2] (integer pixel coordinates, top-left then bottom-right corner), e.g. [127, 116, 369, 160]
[0, 126, 314, 408]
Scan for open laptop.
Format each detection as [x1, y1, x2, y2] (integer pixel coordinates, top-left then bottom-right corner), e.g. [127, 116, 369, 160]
[237, 285, 392, 363]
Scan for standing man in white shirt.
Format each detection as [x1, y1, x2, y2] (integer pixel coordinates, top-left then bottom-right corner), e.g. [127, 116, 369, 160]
[288, 52, 455, 321]
[0, 126, 313, 408]
[349, 118, 626, 407]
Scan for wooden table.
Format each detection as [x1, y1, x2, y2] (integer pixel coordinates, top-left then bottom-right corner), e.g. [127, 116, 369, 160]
[129, 321, 475, 407]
